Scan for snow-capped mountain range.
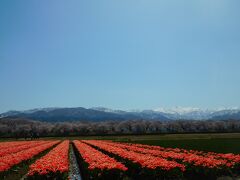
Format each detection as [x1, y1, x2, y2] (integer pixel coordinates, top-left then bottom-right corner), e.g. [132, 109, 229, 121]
[153, 107, 240, 120]
[0, 107, 240, 122]
[92, 107, 240, 120]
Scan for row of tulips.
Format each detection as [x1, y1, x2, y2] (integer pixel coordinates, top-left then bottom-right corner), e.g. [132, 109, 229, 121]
[0, 140, 239, 179]
[0, 141, 31, 149]
[131, 142, 240, 164]
[73, 140, 127, 179]
[0, 141, 59, 173]
[83, 140, 186, 179]
[101, 141, 232, 169]
[27, 140, 69, 179]
[83, 140, 240, 179]
[0, 141, 51, 157]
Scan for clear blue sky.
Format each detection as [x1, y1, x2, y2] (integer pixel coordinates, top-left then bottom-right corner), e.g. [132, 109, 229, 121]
[1, 0, 240, 113]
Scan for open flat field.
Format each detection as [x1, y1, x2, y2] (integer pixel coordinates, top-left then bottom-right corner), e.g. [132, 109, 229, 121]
[42, 133, 240, 153]
[114, 133, 240, 154]
[0, 133, 240, 179]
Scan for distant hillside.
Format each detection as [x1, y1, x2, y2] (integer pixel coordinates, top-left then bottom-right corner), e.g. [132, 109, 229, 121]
[211, 111, 240, 120]
[1, 107, 240, 122]
[0, 107, 169, 122]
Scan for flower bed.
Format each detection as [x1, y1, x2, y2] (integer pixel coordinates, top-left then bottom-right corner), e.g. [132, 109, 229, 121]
[127, 142, 240, 164]
[83, 140, 240, 179]
[0, 139, 238, 179]
[83, 140, 185, 179]
[27, 140, 69, 180]
[73, 140, 127, 180]
[101, 141, 237, 178]
[0, 141, 51, 157]
[0, 141, 29, 149]
[0, 141, 59, 173]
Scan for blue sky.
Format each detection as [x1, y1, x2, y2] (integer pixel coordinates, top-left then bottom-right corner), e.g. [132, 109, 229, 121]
[0, 0, 240, 113]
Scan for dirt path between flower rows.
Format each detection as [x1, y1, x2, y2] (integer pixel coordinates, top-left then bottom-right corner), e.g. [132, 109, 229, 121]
[69, 143, 82, 180]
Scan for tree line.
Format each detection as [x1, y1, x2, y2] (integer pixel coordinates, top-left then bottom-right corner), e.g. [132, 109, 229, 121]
[0, 117, 240, 139]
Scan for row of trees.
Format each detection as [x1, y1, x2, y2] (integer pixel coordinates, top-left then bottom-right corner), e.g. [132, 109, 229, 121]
[0, 118, 240, 138]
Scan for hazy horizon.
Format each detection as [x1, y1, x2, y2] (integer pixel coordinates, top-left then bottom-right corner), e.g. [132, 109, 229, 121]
[1, 0, 240, 113]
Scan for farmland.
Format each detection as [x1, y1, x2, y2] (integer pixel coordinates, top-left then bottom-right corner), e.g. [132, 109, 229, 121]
[0, 133, 240, 179]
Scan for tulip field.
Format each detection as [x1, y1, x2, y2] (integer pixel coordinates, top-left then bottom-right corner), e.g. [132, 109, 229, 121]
[0, 139, 240, 179]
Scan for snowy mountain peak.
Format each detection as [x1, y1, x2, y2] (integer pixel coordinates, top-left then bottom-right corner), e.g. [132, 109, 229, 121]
[154, 107, 203, 115]
[153, 107, 240, 120]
